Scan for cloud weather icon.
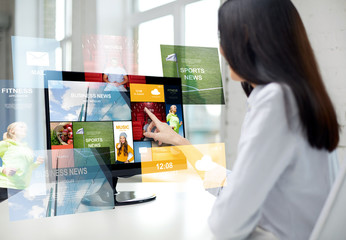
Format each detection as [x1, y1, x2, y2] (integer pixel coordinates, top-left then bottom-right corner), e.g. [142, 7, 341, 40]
[195, 155, 216, 172]
[26, 51, 50, 67]
[151, 89, 160, 95]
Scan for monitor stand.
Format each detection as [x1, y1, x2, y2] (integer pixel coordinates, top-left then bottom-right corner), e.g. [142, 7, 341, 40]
[112, 176, 156, 206]
[80, 176, 156, 207]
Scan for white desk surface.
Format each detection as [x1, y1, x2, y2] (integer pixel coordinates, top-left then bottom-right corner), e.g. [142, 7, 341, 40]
[0, 177, 216, 240]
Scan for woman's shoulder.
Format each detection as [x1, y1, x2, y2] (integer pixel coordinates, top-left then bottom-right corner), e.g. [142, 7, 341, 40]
[252, 83, 286, 101]
[249, 82, 298, 120]
[252, 83, 296, 108]
[0, 139, 14, 151]
[0, 140, 8, 147]
[0, 139, 16, 146]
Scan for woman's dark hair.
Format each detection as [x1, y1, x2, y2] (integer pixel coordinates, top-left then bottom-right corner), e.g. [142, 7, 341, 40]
[218, 0, 339, 151]
[118, 139, 128, 156]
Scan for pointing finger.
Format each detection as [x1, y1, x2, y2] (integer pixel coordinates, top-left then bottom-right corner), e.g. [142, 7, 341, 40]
[144, 107, 161, 126]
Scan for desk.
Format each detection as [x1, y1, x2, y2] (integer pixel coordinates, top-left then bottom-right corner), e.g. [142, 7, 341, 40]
[0, 177, 216, 240]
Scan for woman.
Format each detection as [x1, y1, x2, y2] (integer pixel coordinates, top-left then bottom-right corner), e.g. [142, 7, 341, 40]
[166, 105, 183, 134]
[0, 122, 44, 202]
[143, 0, 339, 239]
[103, 57, 129, 92]
[116, 132, 134, 164]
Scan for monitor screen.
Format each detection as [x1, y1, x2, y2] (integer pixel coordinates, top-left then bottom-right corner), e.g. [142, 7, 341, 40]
[44, 71, 186, 178]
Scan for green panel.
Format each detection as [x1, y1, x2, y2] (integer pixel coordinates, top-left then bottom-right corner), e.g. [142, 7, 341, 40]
[161, 45, 225, 104]
[72, 122, 115, 164]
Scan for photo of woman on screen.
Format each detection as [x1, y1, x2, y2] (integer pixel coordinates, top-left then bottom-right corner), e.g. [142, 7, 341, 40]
[116, 132, 134, 164]
[0, 122, 44, 202]
[166, 105, 183, 134]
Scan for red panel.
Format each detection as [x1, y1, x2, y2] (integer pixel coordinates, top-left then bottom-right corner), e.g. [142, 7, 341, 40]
[155, 113, 162, 121]
[137, 115, 144, 123]
[85, 72, 103, 82]
[128, 75, 146, 84]
[132, 121, 142, 128]
[132, 126, 143, 140]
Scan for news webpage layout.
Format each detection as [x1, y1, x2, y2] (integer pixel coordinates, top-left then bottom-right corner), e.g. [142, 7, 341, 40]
[47, 76, 187, 175]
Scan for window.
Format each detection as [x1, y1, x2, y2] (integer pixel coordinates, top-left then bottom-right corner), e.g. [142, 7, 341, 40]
[130, 0, 222, 144]
[185, 0, 219, 47]
[138, 15, 174, 76]
[136, 0, 176, 12]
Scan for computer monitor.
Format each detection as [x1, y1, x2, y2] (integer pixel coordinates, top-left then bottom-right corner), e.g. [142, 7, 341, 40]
[44, 70, 186, 205]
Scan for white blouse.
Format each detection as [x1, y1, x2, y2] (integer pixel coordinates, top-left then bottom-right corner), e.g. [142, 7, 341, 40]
[208, 83, 331, 240]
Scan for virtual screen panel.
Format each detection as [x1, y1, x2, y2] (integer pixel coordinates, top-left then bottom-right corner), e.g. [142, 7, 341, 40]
[0, 77, 226, 221]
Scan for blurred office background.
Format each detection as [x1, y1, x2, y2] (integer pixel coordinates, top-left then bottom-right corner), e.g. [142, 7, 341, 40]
[0, 0, 345, 168]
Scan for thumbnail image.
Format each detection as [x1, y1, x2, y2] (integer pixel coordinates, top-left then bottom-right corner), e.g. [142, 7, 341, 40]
[113, 122, 134, 164]
[48, 80, 131, 122]
[165, 104, 184, 137]
[50, 122, 74, 149]
[131, 102, 166, 141]
[12, 36, 60, 88]
[133, 141, 152, 163]
[161, 45, 225, 104]
[130, 83, 165, 103]
[0, 121, 46, 191]
[72, 122, 115, 164]
[103, 68, 128, 92]
[164, 84, 183, 104]
[0, 81, 46, 151]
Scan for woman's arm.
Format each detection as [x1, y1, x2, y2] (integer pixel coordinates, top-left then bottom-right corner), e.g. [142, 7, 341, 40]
[31, 156, 44, 169]
[166, 113, 171, 123]
[127, 145, 135, 162]
[205, 169, 232, 196]
[0, 141, 9, 174]
[208, 84, 296, 239]
[103, 74, 111, 83]
[121, 75, 129, 85]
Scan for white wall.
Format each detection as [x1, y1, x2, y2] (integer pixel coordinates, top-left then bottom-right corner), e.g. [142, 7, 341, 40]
[14, 0, 40, 37]
[293, 0, 346, 163]
[96, 0, 126, 36]
[221, 0, 346, 168]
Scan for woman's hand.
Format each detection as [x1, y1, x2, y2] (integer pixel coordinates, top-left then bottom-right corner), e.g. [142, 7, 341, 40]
[36, 156, 45, 165]
[144, 107, 190, 146]
[2, 167, 17, 176]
